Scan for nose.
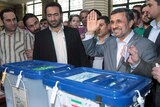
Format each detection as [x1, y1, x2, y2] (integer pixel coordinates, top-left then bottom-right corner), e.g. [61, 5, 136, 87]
[11, 20, 15, 25]
[111, 22, 118, 29]
[33, 25, 38, 30]
[51, 15, 56, 20]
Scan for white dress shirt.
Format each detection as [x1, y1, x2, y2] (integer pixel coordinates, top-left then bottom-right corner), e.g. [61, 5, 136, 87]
[116, 30, 134, 67]
[148, 20, 160, 43]
[50, 25, 68, 64]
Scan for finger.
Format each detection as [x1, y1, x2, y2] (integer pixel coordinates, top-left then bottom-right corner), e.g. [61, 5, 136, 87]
[87, 12, 90, 21]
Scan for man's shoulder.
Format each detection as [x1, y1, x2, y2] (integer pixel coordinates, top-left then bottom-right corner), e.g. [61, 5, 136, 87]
[133, 34, 155, 47]
[64, 26, 79, 32]
[35, 27, 50, 36]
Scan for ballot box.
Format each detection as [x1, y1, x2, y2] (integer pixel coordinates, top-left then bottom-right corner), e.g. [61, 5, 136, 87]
[0, 60, 73, 107]
[43, 67, 151, 107]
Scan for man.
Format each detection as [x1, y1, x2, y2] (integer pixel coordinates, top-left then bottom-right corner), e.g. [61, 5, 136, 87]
[133, 5, 144, 28]
[40, 18, 48, 30]
[92, 16, 111, 69]
[144, 0, 160, 55]
[132, 9, 145, 36]
[144, 0, 160, 107]
[152, 58, 160, 107]
[83, 8, 156, 77]
[79, 9, 89, 27]
[33, 2, 90, 67]
[141, 4, 152, 29]
[23, 13, 41, 35]
[0, 8, 33, 65]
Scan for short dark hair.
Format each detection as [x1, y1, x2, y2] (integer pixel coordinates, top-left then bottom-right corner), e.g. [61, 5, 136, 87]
[23, 13, 39, 27]
[133, 5, 142, 9]
[40, 18, 47, 22]
[98, 16, 110, 24]
[111, 8, 134, 22]
[132, 9, 141, 20]
[80, 9, 89, 16]
[0, 8, 16, 20]
[45, 2, 62, 14]
[89, 9, 102, 17]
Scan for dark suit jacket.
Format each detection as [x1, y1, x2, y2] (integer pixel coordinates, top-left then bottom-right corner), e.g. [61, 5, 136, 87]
[138, 25, 160, 107]
[33, 26, 90, 67]
[144, 26, 160, 55]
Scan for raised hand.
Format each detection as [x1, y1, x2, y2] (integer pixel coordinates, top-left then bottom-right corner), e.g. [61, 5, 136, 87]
[87, 10, 100, 34]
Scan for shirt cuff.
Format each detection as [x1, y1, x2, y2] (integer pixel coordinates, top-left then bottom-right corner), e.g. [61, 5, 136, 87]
[130, 59, 141, 72]
[82, 33, 94, 41]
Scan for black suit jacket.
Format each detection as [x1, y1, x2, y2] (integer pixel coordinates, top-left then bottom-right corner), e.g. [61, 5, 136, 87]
[144, 26, 160, 55]
[33, 26, 90, 67]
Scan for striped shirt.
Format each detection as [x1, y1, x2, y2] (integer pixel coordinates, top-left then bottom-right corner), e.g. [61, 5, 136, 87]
[0, 28, 34, 65]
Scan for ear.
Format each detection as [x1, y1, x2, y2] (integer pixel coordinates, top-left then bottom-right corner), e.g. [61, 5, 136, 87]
[129, 20, 134, 28]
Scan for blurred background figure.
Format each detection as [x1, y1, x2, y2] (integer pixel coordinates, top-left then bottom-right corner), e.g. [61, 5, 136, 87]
[69, 14, 80, 28]
[132, 9, 145, 36]
[63, 20, 69, 26]
[40, 18, 48, 30]
[80, 9, 89, 27]
[141, 4, 152, 29]
[0, 18, 4, 31]
[17, 20, 26, 30]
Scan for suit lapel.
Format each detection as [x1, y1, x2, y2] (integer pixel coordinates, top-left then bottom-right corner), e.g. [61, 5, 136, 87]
[47, 28, 57, 61]
[109, 38, 117, 70]
[116, 34, 139, 71]
[63, 27, 70, 61]
[155, 33, 160, 46]
[143, 26, 152, 38]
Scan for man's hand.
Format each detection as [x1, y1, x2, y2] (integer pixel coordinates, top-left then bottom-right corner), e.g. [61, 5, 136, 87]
[87, 10, 100, 35]
[127, 45, 140, 65]
[25, 49, 33, 60]
[152, 65, 160, 83]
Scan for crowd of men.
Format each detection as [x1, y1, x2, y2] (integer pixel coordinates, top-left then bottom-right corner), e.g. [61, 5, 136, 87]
[0, 0, 160, 106]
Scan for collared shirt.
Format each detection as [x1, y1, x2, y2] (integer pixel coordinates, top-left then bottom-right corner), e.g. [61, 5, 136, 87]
[116, 30, 134, 67]
[134, 24, 145, 36]
[148, 20, 160, 43]
[49, 25, 68, 64]
[93, 35, 109, 69]
[0, 28, 33, 65]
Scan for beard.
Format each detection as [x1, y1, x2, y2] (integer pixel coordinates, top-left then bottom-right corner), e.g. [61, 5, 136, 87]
[143, 17, 153, 25]
[33, 28, 41, 34]
[48, 19, 62, 28]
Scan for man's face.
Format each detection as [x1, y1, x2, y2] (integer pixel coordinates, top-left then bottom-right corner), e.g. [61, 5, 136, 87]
[40, 20, 48, 29]
[141, 6, 152, 25]
[146, 0, 160, 19]
[26, 17, 41, 34]
[110, 12, 133, 40]
[3, 12, 17, 32]
[80, 12, 88, 26]
[46, 6, 62, 28]
[95, 19, 110, 37]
